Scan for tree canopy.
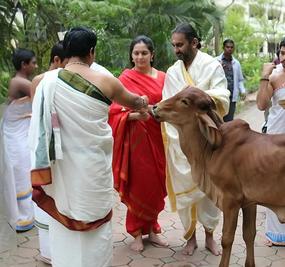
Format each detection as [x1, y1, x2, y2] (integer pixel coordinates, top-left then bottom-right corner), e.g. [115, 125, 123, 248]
[1, 0, 224, 74]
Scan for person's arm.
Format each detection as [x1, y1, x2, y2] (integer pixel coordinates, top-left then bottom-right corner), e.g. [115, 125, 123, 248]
[256, 63, 275, 111]
[127, 112, 150, 121]
[30, 74, 44, 101]
[237, 64, 246, 100]
[238, 64, 246, 94]
[107, 76, 148, 112]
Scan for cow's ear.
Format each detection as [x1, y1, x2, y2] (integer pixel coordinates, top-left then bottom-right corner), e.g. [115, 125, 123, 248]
[197, 113, 222, 149]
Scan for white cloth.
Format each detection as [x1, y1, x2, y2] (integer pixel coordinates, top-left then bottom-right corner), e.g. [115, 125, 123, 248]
[265, 86, 285, 244]
[30, 69, 114, 266]
[30, 71, 52, 261]
[90, 62, 113, 76]
[49, 218, 112, 267]
[163, 51, 229, 239]
[267, 87, 285, 134]
[34, 203, 51, 260]
[1, 97, 34, 232]
[0, 107, 17, 252]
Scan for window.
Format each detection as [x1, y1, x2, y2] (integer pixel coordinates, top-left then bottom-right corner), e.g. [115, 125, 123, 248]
[268, 8, 281, 20]
[249, 4, 265, 18]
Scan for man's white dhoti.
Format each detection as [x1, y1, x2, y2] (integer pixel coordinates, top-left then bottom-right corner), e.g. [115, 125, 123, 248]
[265, 86, 285, 245]
[33, 202, 51, 261]
[30, 69, 114, 267]
[0, 97, 34, 232]
[50, 218, 112, 267]
[163, 51, 229, 239]
[0, 109, 17, 252]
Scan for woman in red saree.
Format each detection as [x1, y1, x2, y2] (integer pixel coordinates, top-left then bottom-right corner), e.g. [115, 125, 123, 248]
[109, 35, 167, 251]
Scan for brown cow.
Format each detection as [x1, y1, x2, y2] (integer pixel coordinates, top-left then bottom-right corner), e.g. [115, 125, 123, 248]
[153, 86, 285, 267]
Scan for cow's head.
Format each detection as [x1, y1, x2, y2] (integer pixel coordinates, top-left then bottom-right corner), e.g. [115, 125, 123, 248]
[153, 86, 223, 148]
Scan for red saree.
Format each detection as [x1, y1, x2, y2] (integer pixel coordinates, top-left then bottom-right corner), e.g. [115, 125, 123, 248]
[109, 69, 167, 236]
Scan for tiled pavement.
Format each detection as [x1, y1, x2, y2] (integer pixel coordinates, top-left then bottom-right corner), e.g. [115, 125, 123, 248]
[2, 103, 285, 267]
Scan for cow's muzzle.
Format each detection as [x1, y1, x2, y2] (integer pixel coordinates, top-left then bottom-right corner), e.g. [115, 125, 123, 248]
[151, 105, 160, 120]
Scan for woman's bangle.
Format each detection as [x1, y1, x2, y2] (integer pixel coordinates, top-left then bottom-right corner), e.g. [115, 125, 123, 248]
[260, 78, 269, 81]
[134, 96, 147, 109]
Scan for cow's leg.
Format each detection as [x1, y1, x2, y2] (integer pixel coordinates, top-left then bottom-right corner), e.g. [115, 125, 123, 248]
[219, 203, 239, 267]
[242, 204, 256, 267]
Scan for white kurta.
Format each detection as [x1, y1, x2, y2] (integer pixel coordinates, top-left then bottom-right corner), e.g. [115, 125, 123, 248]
[265, 86, 285, 245]
[162, 51, 229, 239]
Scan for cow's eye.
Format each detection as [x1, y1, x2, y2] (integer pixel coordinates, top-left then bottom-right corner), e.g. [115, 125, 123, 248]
[181, 99, 189, 106]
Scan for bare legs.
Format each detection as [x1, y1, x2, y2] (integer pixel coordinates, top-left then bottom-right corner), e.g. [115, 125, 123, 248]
[182, 229, 220, 256]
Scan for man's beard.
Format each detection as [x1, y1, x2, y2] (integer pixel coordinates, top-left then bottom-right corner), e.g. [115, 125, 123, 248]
[176, 53, 191, 62]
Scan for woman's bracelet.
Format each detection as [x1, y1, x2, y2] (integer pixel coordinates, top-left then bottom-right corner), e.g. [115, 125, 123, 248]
[260, 77, 269, 81]
[141, 97, 146, 108]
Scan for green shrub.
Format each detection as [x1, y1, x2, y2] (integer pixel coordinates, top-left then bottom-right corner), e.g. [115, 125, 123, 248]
[0, 72, 10, 104]
[241, 56, 268, 93]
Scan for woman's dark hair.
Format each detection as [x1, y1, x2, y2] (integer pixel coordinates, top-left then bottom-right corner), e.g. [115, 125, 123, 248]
[172, 22, 202, 49]
[129, 35, 155, 67]
[63, 26, 97, 58]
[49, 41, 67, 64]
[12, 48, 35, 71]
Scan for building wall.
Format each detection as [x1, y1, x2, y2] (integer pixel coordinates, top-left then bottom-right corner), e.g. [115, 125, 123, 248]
[215, 0, 285, 54]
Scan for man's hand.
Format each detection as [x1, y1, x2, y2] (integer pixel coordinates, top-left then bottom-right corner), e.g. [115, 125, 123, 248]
[128, 111, 150, 121]
[240, 92, 246, 101]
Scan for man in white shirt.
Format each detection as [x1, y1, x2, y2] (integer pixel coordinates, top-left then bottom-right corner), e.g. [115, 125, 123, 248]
[162, 22, 229, 256]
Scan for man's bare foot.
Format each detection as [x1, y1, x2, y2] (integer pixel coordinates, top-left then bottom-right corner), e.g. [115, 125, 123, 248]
[205, 231, 220, 256]
[149, 232, 168, 247]
[130, 235, 144, 252]
[38, 255, 52, 265]
[264, 239, 273, 247]
[182, 237, 198, 255]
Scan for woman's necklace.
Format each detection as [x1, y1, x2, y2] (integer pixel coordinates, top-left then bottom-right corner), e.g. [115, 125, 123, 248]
[65, 61, 89, 68]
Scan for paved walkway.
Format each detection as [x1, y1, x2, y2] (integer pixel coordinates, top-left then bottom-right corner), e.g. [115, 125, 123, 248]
[2, 102, 285, 267]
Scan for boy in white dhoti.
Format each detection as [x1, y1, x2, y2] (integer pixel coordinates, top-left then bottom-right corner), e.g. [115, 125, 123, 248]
[1, 48, 37, 233]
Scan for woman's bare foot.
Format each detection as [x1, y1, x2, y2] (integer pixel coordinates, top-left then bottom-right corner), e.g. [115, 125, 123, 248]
[182, 233, 198, 255]
[149, 232, 168, 247]
[205, 230, 220, 256]
[130, 235, 144, 252]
